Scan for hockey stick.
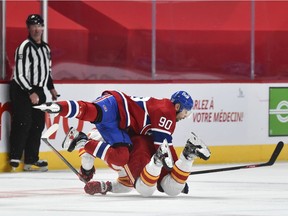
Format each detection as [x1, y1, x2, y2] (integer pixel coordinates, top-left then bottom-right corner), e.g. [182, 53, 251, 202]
[41, 124, 87, 183]
[190, 141, 284, 175]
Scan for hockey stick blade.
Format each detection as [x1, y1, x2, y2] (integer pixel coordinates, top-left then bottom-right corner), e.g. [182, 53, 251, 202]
[190, 141, 284, 175]
[265, 141, 284, 166]
[42, 124, 59, 139]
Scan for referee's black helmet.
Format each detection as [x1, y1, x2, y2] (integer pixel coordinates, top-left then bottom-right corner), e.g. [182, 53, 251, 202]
[26, 14, 44, 26]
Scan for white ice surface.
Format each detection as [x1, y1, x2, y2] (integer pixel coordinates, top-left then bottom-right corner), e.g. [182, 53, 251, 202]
[0, 163, 287, 216]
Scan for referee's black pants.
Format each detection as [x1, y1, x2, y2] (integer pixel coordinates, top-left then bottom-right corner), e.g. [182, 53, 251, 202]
[9, 80, 46, 164]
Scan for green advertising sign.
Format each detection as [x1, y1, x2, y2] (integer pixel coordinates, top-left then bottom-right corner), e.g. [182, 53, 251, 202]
[269, 87, 288, 136]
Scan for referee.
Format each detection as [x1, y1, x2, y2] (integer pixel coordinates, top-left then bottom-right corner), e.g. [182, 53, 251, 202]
[9, 14, 59, 171]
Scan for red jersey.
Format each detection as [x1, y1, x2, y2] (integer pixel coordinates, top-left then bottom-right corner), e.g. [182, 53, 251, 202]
[103, 90, 176, 145]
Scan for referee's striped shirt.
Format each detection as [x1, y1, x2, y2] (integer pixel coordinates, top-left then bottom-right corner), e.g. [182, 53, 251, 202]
[13, 36, 54, 94]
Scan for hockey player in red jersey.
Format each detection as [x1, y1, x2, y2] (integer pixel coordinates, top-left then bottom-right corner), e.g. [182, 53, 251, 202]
[63, 127, 210, 196]
[34, 90, 204, 186]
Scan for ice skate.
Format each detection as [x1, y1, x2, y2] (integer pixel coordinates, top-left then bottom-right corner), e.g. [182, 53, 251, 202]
[62, 127, 88, 152]
[33, 102, 61, 114]
[10, 159, 20, 171]
[183, 132, 211, 160]
[23, 160, 48, 172]
[153, 139, 173, 171]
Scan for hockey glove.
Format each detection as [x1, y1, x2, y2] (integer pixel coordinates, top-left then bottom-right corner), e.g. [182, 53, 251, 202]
[79, 166, 95, 182]
[84, 181, 112, 195]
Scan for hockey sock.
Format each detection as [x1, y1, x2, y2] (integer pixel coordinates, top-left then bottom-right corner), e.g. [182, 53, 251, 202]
[139, 159, 162, 187]
[57, 100, 98, 121]
[171, 153, 194, 184]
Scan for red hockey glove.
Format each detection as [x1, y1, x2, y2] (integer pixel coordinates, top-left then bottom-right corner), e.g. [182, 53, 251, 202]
[84, 181, 112, 195]
[79, 166, 95, 182]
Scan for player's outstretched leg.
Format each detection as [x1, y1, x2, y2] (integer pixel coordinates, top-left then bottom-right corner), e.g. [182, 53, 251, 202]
[34, 100, 99, 122]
